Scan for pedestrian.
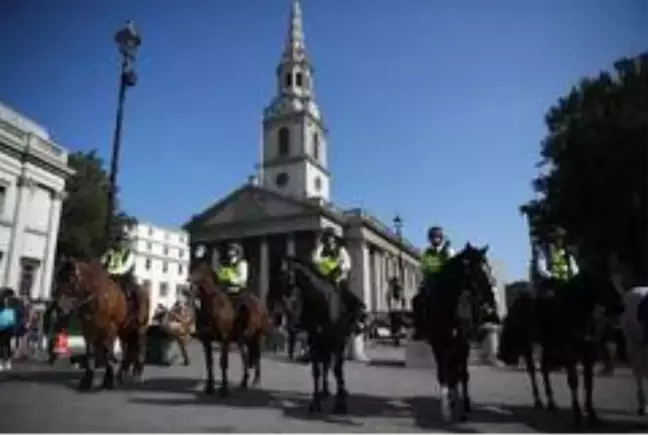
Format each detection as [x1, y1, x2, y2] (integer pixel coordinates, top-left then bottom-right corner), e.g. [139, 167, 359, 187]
[0, 295, 17, 370]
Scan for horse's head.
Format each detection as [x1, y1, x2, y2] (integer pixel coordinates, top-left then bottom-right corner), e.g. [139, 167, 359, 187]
[189, 260, 218, 300]
[453, 243, 497, 310]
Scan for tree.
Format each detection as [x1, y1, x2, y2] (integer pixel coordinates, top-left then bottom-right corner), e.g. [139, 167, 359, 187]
[56, 150, 137, 260]
[521, 52, 648, 275]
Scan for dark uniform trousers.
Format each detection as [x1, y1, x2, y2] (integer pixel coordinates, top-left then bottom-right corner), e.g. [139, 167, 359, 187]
[111, 271, 140, 317]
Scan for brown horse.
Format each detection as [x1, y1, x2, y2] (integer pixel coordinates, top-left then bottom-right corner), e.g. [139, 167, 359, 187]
[189, 261, 269, 397]
[55, 258, 150, 390]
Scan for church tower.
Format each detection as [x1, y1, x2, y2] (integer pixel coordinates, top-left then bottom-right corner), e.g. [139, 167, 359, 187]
[260, 0, 330, 201]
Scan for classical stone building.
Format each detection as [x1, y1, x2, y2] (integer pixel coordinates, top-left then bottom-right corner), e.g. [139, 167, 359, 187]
[184, 0, 421, 316]
[0, 102, 74, 300]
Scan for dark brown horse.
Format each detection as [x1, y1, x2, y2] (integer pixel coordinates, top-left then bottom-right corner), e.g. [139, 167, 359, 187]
[55, 258, 150, 390]
[189, 262, 270, 397]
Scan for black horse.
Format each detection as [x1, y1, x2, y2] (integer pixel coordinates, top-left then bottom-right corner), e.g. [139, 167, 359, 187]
[498, 269, 623, 428]
[419, 243, 497, 422]
[279, 255, 358, 414]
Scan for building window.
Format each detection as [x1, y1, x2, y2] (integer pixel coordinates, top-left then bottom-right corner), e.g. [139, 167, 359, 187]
[148, 227, 153, 236]
[314, 176, 322, 192]
[145, 258, 151, 270]
[147, 242, 152, 251]
[163, 245, 169, 256]
[178, 264, 184, 275]
[278, 127, 290, 157]
[179, 249, 184, 259]
[295, 72, 303, 87]
[275, 172, 289, 188]
[312, 132, 320, 160]
[163, 262, 168, 273]
[284, 73, 292, 87]
[142, 279, 152, 292]
[159, 282, 169, 298]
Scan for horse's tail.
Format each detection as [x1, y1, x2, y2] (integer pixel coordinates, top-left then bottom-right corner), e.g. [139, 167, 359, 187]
[498, 293, 534, 366]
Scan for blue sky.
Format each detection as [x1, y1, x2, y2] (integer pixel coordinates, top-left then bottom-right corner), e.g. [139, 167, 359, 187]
[0, 0, 646, 281]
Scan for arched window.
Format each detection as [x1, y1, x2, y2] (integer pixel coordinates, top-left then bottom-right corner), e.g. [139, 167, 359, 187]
[296, 72, 303, 87]
[284, 73, 292, 87]
[312, 132, 320, 160]
[278, 127, 290, 156]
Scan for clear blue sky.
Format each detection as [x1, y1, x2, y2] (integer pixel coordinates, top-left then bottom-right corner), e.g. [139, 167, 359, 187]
[1, 0, 646, 281]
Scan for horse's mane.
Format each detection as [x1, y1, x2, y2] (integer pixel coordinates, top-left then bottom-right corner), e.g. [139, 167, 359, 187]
[192, 261, 228, 302]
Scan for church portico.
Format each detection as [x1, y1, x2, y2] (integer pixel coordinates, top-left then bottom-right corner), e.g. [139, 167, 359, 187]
[185, 0, 421, 360]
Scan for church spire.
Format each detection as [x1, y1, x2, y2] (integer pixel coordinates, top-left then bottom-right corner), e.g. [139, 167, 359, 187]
[282, 0, 307, 64]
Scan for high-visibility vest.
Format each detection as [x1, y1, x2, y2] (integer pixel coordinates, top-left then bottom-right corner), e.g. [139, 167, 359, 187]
[217, 265, 241, 293]
[421, 245, 450, 277]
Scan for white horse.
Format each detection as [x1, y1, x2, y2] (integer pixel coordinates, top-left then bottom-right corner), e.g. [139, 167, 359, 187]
[620, 286, 648, 416]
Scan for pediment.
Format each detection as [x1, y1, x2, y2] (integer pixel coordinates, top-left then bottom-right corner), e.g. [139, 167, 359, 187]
[197, 186, 314, 228]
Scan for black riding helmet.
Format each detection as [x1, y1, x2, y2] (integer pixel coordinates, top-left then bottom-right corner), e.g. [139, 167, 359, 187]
[427, 226, 444, 241]
[321, 227, 337, 243]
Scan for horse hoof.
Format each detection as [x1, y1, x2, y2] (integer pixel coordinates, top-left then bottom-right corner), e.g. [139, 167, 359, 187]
[239, 381, 248, 390]
[308, 401, 322, 414]
[219, 386, 229, 398]
[586, 413, 603, 428]
[252, 377, 261, 388]
[100, 382, 115, 390]
[78, 382, 92, 392]
[547, 401, 558, 411]
[321, 389, 330, 399]
[464, 400, 472, 414]
[204, 385, 216, 396]
[332, 400, 348, 415]
[638, 406, 647, 417]
[533, 400, 544, 410]
[183, 361, 190, 366]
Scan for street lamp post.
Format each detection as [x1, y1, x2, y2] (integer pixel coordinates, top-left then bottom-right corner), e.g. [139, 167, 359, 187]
[104, 21, 141, 249]
[388, 214, 406, 346]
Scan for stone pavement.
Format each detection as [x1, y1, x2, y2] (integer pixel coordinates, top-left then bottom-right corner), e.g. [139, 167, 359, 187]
[0, 344, 645, 433]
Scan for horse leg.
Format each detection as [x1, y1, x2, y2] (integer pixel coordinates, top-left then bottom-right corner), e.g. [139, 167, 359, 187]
[287, 329, 296, 361]
[248, 335, 262, 387]
[431, 341, 452, 421]
[320, 350, 331, 399]
[201, 337, 216, 395]
[116, 337, 130, 386]
[460, 351, 471, 416]
[219, 341, 230, 397]
[100, 342, 117, 390]
[633, 361, 647, 416]
[78, 341, 95, 391]
[565, 353, 583, 428]
[523, 344, 543, 409]
[132, 329, 146, 381]
[237, 339, 250, 390]
[332, 348, 348, 415]
[308, 338, 323, 414]
[582, 345, 601, 426]
[540, 349, 558, 411]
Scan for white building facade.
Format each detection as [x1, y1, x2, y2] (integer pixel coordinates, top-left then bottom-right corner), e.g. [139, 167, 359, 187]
[129, 222, 190, 313]
[0, 102, 74, 300]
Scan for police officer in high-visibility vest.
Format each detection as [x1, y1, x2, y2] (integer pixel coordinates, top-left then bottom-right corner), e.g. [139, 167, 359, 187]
[214, 242, 249, 316]
[102, 237, 139, 315]
[311, 227, 367, 331]
[536, 226, 579, 292]
[412, 226, 455, 339]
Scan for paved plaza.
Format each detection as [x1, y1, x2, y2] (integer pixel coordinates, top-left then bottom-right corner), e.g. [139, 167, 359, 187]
[0, 344, 645, 433]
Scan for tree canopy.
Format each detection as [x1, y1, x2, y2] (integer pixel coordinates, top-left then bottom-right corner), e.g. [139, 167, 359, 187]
[521, 52, 647, 276]
[56, 150, 136, 260]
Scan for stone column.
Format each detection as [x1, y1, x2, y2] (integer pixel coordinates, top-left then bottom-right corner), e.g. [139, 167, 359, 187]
[5, 175, 34, 290]
[39, 190, 65, 300]
[259, 237, 269, 303]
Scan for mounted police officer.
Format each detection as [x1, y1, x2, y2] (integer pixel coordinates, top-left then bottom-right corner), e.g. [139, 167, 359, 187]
[101, 236, 140, 316]
[412, 226, 455, 339]
[312, 227, 367, 331]
[535, 226, 579, 293]
[213, 241, 249, 320]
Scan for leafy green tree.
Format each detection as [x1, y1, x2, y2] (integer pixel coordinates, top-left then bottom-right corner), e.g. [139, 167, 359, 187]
[521, 52, 647, 275]
[56, 150, 136, 260]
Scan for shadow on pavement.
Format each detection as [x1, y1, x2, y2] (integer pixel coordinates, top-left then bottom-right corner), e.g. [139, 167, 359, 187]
[407, 396, 648, 434]
[4, 366, 647, 433]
